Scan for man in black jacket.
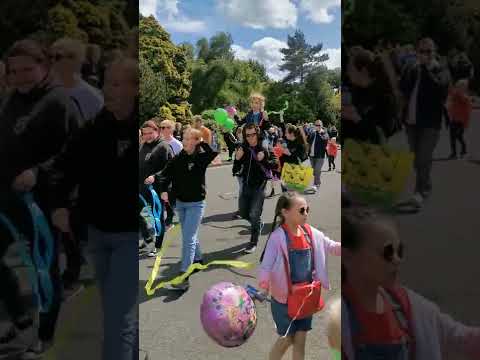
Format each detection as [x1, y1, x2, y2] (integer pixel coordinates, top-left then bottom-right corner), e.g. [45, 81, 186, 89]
[307, 120, 330, 192]
[140, 120, 174, 256]
[233, 124, 278, 253]
[400, 38, 450, 209]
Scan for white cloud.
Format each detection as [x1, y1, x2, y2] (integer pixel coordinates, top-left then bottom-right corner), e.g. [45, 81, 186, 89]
[218, 0, 297, 29]
[166, 18, 206, 33]
[299, 0, 340, 24]
[232, 41, 340, 80]
[232, 37, 288, 81]
[140, 0, 206, 33]
[323, 48, 341, 69]
[140, 0, 158, 16]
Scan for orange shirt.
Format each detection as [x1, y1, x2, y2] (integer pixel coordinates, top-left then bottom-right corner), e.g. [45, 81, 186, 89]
[200, 126, 212, 145]
[327, 141, 338, 157]
[282, 224, 311, 250]
[448, 88, 472, 128]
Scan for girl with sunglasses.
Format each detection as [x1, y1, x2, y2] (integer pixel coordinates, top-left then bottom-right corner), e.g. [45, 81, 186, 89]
[258, 192, 341, 360]
[341, 207, 480, 359]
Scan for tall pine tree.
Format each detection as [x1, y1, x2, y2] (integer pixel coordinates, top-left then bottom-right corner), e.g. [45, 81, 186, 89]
[279, 30, 329, 84]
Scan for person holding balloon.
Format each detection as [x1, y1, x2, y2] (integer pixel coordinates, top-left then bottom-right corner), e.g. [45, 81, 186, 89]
[258, 192, 341, 360]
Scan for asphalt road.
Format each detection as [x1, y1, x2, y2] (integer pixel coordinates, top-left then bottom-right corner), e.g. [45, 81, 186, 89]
[139, 157, 342, 360]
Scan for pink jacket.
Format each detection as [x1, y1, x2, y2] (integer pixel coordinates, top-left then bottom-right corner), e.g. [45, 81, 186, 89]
[258, 225, 341, 304]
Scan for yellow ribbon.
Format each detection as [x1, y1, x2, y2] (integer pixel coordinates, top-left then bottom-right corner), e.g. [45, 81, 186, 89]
[145, 224, 254, 296]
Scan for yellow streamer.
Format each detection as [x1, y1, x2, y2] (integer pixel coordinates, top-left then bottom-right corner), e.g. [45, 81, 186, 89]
[145, 224, 254, 296]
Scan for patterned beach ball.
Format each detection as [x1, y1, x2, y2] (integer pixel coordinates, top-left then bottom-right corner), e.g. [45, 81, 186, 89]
[200, 282, 257, 347]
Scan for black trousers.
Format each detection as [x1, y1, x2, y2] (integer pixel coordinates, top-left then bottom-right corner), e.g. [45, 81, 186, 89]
[449, 122, 467, 155]
[328, 155, 336, 169]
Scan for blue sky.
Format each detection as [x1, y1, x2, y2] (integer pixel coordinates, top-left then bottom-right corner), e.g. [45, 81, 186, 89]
[140, 0, 341, 80]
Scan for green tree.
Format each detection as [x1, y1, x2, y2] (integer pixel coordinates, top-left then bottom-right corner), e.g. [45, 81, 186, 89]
[196, 37, 209, 61]
[139, 15, 191, 102]
[279, 30, 329, 84]
[302, 67, 336, 124]
[206, 32, 234, 62]
[139, 56, 167, 124]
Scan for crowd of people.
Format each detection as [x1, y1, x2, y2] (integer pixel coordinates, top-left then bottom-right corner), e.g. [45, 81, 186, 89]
[341, 37, 480, 358]
[342, 37, 474, 210]
[137, 92, 342, 358]
[0, 30, 139, 360]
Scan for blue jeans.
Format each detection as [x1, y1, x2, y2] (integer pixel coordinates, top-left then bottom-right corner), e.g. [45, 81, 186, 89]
[176, 200, 205, 272]
[239, 184, 266, 245]
[88, 226, 138, 360]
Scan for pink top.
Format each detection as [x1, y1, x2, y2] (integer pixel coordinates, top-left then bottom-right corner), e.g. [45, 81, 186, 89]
[258, 225, 341, 304]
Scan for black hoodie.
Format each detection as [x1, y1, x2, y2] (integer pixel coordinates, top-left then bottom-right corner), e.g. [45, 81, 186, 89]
[233, 142, 277, 189]
[156, 142, 218, 202]
[0, 80, 81, 192]
[48, 106, 138, 233]
[139, 138, 173, 197]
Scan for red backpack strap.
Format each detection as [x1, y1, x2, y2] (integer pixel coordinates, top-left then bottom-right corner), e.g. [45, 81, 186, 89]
[281, 228, 293, 295]
[381, 286, 416, 360]
[300, 224, 314, 242]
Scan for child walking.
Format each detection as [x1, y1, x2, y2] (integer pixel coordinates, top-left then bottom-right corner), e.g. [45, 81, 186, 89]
[447, 79, 472, 159]
[258, 192, 341, 360]
[326, 137, 339, 171]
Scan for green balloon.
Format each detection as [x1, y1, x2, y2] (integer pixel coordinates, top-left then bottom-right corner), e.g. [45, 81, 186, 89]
[224, 117, 235, 131]
[214, 108, 228, 125]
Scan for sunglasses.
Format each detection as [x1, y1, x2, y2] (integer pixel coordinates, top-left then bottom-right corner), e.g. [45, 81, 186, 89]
[50, 53, 74, 62]
[382, 243, 404, 262]
[315, 124, 322, 127]
[299, 206, 310, 215]
[245, 133, 257, 138]
[160, 126, 171, 130]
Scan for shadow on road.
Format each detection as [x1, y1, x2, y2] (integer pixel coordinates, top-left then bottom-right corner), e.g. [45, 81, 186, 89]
[238, 222, 274, 236]
[138, 280, 187, 304]
[202, 211, 239, 224]
[433, 156, 455, 162]
[139, 243, 253, 305]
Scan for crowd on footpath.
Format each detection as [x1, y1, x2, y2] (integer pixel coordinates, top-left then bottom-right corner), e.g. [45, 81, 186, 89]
[0, 29, 140, 360]
[341, 36, 480, 359]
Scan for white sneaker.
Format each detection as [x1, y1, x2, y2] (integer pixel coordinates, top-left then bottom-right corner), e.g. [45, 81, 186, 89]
[147, 248, 158, 257]
[410, 193, 424, 208]
[244, 244, 257, 254]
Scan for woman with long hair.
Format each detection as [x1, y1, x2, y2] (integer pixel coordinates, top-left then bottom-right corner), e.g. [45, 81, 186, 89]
[279, 124, 309, 192]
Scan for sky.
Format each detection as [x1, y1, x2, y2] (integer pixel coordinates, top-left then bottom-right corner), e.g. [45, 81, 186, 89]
[140, 0, 341, 81]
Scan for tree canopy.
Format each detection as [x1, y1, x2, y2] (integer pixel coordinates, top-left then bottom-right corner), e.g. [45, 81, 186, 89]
[139, 18, 339, 128]
[279, 30, 329, 84]
[0, 0, 132, 53]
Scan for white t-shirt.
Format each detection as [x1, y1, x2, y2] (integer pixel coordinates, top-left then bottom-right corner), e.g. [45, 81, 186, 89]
[168, 137, 183, 156]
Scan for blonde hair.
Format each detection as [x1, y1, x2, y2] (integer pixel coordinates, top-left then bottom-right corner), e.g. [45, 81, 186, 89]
[51, 38, 86, 64]
[326, 297, 341, 350]
[192, 115, 203, 124]
[184, 127, 202, 140]
[160, 119, 175, 129]
[249, 92, 265, 107]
